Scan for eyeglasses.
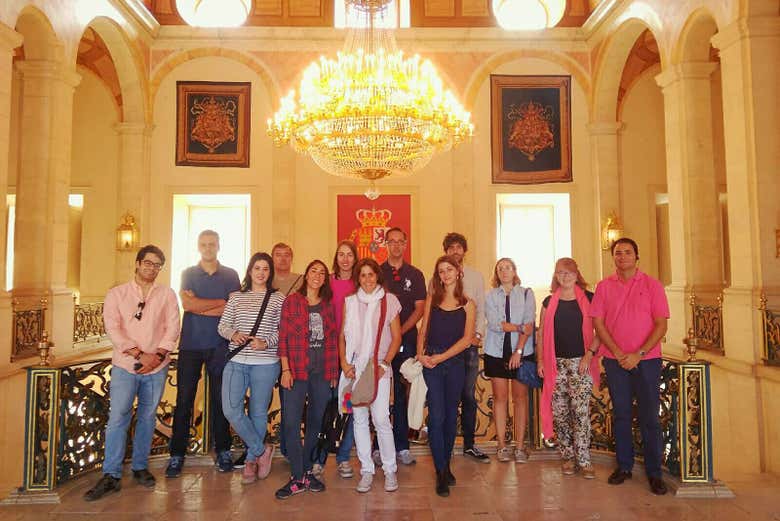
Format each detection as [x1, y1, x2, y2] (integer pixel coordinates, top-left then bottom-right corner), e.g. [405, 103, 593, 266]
[386, 240, 406, 246]
[556, 271, 575, 277]
[140, 259, 164, 270]
[134, 301, 146, 320]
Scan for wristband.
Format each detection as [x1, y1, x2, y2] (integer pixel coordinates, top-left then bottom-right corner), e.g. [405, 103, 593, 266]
[588, 348, 598, 355]
[378, 360, 390, 371]
[282, 368, 291, 373]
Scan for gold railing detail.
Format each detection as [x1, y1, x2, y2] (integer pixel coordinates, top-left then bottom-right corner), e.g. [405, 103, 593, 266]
[689, 291, 723, 352]
[759, 293, 780, 365]
[73, 301, 106, 343]
[12, 296, 47, 362]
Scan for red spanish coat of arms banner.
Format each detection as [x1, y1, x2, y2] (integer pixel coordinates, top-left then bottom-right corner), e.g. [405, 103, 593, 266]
[337, 195, 412, 264]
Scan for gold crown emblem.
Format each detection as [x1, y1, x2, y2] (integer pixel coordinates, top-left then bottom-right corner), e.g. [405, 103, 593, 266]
[355, 207, 392, 228]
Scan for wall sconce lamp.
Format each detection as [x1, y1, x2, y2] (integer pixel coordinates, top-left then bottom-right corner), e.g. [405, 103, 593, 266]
[601, 212, 624, 251]
[116, 212, 140, 252]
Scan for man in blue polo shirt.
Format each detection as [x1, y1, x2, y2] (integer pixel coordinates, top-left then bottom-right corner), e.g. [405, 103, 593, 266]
[166, 230, 240, 477]
[374, 227, 426, 465]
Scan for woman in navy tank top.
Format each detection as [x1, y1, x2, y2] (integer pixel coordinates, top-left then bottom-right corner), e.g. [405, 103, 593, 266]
[416, 255, 476, 497]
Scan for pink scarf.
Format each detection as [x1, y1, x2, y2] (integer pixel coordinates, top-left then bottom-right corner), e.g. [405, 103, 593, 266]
[540, 285, 601, 440]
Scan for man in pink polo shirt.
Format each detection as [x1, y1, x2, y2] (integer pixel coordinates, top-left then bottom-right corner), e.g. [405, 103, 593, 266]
[590, 238, 669, 496]
[84, 245, 181, 501]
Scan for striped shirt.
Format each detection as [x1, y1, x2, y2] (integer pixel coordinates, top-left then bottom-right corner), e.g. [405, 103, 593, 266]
[218, 289, 285, 365]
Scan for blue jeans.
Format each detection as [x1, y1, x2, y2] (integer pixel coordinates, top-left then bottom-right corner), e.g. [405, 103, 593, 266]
[281, 375, 331, 480]
[425, 355, 465, 471]
[460, 346, 479, 448]
[335, 415, 355, 464]
[103, 366, 168, 478]
[603, 357, 663, 478]
[222, 361, 280, 460]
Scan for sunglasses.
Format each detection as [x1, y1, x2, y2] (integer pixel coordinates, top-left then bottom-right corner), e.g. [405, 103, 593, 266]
[134, 301, 146, 320]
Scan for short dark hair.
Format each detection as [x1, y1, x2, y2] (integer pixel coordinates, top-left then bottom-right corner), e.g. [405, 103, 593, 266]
[135, 244, 165, 265]
[385, 227, 406, 241]
[611, 237, 639, 258]
[442, 232, 467, 253]
[198, 230, 219, 241]
[241, 252, 275, 292]
[297, 260, 333, 302]
[353, 258, 385, 288]
[271, 242, 293, 256]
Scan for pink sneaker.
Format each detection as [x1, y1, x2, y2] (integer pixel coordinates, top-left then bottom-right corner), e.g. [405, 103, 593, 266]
[242, 459, 258, 485]
[256, 444, 275, 480]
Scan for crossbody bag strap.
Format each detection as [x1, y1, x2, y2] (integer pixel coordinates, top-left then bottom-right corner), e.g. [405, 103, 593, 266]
[227, 289, 275, 361]
[368, 295, 388, 400]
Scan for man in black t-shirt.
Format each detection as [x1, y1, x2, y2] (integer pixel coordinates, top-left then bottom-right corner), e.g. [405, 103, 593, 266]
[377, 227, 426, 465]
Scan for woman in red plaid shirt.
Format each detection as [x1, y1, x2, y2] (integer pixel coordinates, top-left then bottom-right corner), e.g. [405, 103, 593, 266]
[275, 260, 340, 499]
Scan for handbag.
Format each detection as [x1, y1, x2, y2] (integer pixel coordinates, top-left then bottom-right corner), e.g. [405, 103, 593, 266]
[348, 295, 387, 407]
[226, 289, 275, 361]
[517, 358, 542, 388]
[311, 389, 349, 461]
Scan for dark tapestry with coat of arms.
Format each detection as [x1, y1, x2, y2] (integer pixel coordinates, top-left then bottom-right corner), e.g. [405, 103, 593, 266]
[176, 81, 251, 168]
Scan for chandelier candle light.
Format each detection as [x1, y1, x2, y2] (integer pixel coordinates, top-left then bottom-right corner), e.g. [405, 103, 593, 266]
[267, 0, 473, 199]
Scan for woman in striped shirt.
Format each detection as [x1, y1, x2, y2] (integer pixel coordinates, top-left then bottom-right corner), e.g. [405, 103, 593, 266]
[218, 252, 285, 485]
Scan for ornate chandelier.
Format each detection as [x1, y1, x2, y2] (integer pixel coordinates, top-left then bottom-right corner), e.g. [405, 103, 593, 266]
[267, 0, 473, 198]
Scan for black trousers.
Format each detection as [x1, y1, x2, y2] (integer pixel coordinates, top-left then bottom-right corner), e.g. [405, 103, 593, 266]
[170, 348, 232, 456]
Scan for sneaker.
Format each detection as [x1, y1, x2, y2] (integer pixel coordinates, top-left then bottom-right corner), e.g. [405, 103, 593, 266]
[384, 471, 398, 492]
[242, 459, 258, 485]
[275, 477, 306, 500]
[397, 449, 416, 465]
[311, 463, 324, 479]
[497, 447, 512, 462]
[581, 465, 596, 480]
[132, 469, 156, 488]
[305, 471, 326, 492]
[463, 446, 490, 463]
[233, 450, 247, 468]
[337, 461, 354, 479]
[83, 475, 121, 501]
[372, 449, 383, 467]
[356, 473, 373, 493]
[256, 444, 275, 480]
[514, 448, 529, 464]
[165, 455, 184, 478]
[216, 451, 234, 473]
[561, 460, 575, 475]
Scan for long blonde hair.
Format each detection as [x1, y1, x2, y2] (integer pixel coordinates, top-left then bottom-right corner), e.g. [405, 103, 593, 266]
[491, 257, 521, 288]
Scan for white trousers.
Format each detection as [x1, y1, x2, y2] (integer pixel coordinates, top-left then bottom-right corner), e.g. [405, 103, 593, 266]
[353, 376, 398, 475]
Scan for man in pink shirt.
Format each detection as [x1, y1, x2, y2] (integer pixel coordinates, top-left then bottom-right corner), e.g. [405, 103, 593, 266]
[590, 238, 669, 496]
[84, 245, 181, 501]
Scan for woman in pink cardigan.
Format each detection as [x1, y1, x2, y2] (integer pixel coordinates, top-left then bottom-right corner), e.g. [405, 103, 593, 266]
[537, 258, 601, 479]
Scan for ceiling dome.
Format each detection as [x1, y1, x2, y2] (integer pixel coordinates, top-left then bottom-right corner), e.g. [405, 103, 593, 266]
[492, 0, 566, 30]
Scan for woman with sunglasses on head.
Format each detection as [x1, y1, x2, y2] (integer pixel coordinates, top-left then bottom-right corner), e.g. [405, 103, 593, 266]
[275, 260, 339, 499]
[416, 255, 475, 497]
[537, 258, 601, 479]
[484, 258, 536, 464]
[218, 252, 285, 485]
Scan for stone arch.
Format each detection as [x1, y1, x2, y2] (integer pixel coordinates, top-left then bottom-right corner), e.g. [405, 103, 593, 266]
[673, 8, 720, 64]
[78, 16, 149, 125]
[149, 48, 280, 120]
[13, 5, 62, 62]
[591, 17, 666, 123]
[463, 49, 590, 112]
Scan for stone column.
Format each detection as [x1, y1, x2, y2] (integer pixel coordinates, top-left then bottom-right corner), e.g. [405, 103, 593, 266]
[587, 121, 623, 277]
[655, 63, 723, 347]
[0, 24, 23, 365]
[12, 59, 80, 351]
[114, 122, 153, 283]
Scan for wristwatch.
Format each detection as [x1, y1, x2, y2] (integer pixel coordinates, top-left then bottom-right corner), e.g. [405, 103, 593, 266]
[378, 360, 390, 371]
[638, 349, 647, 357]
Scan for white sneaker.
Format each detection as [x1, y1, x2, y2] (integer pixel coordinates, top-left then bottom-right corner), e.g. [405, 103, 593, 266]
[384, 471, 398, 492]
[356, 473, 373, 493]
[372, 449, 382, 467]
[337, 461, 353, 479]
[497, 447, 512, 462]
[311, 463, 324, 479]
[515, 448, 529, 463]
[397, 449, 416, 465]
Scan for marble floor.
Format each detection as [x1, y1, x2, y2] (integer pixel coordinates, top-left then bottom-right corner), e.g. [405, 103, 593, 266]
[0, 453, 778, 521]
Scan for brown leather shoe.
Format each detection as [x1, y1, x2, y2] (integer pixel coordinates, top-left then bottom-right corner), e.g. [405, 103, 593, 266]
[649, 476, 668, 495]
[607, 468, 632, 485]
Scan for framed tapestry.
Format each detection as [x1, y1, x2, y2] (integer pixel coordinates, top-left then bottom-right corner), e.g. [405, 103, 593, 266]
[337, 194, 412, 265]
[490, 75, 572, 184]
[176, 81, 251, 167]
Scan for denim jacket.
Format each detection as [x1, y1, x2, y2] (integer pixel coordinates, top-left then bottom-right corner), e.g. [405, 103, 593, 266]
[484, 285, 536, 358]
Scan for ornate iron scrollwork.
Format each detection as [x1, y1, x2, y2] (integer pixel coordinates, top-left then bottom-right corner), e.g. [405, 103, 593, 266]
[12, 297, 47, 362]
[759, 294, 780, 365]
[73, 302, 107, 343]
[689, 292, 723, 352]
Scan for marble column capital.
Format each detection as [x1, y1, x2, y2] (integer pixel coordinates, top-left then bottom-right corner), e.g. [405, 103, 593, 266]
[587, 121, 624, 136]
[654, 62, 718, 90]
[0, 22, 23, 53]
[711, 16, 780, 52]
[114, 122, 155, 137]
[14, 59, 82, 88]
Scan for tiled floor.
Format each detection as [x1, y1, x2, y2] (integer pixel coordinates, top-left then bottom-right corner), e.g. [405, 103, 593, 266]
[0, 454, 778, 521]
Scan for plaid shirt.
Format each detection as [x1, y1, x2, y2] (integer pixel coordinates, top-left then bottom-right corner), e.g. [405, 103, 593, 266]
[278, 292, 339, 381]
